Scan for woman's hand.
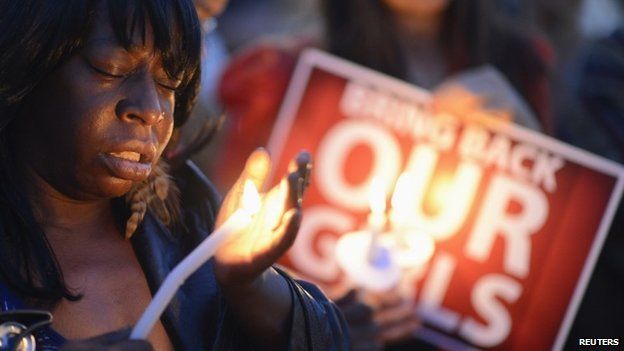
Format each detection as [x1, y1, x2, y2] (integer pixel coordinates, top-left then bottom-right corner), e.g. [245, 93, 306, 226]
[213, 148, 311, 288]
[335, 289, 420, 350]
[367, 290, 421, 345]
[432, 84, 512, 122]
[60, 329, 154, 351]
[335, 290, 383, 351]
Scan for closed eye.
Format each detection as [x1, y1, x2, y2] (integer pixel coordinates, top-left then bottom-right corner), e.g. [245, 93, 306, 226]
[88, 62, 126, 79]
[156, 76, 182, 92]
[157, 81, 179, 91]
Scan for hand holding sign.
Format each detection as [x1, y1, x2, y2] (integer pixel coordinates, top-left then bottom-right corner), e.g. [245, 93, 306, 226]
[432, 84, 512, 123]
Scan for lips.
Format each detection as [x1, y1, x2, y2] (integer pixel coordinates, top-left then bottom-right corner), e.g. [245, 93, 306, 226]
[100, 142, 157, 181]
[109, 151, 141, 162]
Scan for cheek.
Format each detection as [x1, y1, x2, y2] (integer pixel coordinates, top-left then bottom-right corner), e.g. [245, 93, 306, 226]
[159, 117, 175, 152]
[27, 69, 111, 162]
[156, 101, 175, 154]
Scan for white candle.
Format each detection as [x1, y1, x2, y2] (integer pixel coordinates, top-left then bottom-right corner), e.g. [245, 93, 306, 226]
[335, 230, 401, 292]
[366, 176, 387, 263]
[389, 171, 417, 232]
[131, 180, 261, 340]
[388, 170, 435, 268]
[335, 176, 401, 292]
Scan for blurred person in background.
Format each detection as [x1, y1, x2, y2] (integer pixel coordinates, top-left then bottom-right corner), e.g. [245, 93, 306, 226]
[504, 0, 624, 162]
[214, 0, 553, 192]
[561, 18, 624, 347]
[192, 0, 230, 120]
[165, 0, 231, 170]
[495, 0, 624, 347]
[217, 0, 321, 52]
[578, 22, 624, 161]
[324, 0, 552, 127]
[211, 0, 554, 349]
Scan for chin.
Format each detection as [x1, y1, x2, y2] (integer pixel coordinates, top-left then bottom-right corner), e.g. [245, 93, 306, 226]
[93, 177, 136, 199]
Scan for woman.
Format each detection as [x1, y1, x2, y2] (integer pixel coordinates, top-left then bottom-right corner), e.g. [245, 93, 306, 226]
[324, 0, 553, 129]
[0, 0, 348, 350]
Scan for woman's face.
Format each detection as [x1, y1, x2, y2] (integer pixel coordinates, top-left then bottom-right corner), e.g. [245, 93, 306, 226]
[382, 0, 451, 18]
[16, 10, 178, 201]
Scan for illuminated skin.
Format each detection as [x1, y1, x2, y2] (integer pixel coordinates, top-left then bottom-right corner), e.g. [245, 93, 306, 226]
[382, 0, 450, 36]
[382, 0, 450, 18]
[11, 4, 309, 351]
[194, 0, 229, 21]
[214, 149, 310, 348]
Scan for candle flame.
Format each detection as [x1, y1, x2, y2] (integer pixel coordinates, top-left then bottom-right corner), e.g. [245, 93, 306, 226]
[428, 177, 452, 214]
[242, 180, 262, 215]
[368, 176, 386, 215]
[391, 171, 416, 214]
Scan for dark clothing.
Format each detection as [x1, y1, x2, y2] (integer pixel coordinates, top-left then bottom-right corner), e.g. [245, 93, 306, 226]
[0, 161, 350, 350]
[556, 26, 624, 347]
[579, 26, 624, 161]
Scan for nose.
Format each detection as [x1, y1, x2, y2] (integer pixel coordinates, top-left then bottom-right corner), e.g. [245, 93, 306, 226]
[116, 72, 165, 126]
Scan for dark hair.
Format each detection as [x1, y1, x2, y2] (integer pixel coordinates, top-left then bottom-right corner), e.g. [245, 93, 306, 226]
[0, 0, 201, 307]
[321, 0, 550, 124]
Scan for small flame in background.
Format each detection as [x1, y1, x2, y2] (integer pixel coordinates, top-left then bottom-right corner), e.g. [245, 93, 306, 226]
[428, 176, 453, 214]
[391, 171, 417, 219]
[389, 170, 435, 266]
[242, 180, 262, 215]
[368, 176, 387, 216]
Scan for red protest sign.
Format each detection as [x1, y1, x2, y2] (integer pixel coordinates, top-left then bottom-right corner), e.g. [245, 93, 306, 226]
[267, 49, 624, 350]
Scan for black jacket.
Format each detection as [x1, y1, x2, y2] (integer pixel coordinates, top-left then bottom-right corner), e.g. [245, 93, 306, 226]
[0, 161, 350, 350]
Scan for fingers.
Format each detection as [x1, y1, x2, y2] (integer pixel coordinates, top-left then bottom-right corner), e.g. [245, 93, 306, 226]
[288, 150, 312, 181]
[431, 85, 483, 116]
[338, 299, 374, 325]
[286, 151, 312, 209]
[334, 289, 358, 305]
[377, 317, 420, 344]
[374, 298, 415, 325]
[241, 148, 272, 191]
[373, 298, 420, 344]
[350, 324, 384, 351]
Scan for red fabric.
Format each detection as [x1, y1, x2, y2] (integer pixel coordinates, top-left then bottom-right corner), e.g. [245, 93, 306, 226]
[214, 44, 299, 191]
[523, 35, 555, 133]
